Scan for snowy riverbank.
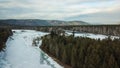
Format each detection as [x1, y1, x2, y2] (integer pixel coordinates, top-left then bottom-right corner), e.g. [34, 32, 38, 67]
[0, 30, 63, 68]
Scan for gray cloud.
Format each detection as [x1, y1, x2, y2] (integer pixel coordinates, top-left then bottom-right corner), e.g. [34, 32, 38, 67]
[0, 0, 120, 24]
[65, 8, 120, 24]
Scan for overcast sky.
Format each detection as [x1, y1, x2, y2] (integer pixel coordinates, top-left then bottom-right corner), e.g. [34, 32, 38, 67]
[0, 0, 120, 24]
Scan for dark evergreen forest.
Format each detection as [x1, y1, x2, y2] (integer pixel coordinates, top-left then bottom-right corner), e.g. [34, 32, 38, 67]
[40, 31, 120, 68]
[0, 28, 12, 51]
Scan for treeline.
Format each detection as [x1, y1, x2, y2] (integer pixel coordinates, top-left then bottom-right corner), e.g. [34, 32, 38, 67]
[40, 32, 120, 68]
[1, 25, 120, 36]
[0, 28, 13, 52]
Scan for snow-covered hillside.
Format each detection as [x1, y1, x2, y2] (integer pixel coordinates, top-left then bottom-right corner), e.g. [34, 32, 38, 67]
[0, 30, 63, 68]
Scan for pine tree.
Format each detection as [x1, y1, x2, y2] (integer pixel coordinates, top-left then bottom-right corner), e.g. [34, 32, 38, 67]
[62, 49, 67, 63]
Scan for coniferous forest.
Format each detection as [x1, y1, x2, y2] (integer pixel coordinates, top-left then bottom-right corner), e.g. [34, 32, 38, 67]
[0, 28, 12, 51]
[40, 31, 120, 68]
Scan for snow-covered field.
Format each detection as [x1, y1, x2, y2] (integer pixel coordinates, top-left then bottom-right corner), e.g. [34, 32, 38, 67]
[66, 31, 119, 40]
[0, 29, 119, 68]
[0, 30, 62, 68]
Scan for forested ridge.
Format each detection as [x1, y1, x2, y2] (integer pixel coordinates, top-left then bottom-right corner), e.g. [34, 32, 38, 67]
[1, 25, 120, 36]
[40, 32, 120, 68]
[0, 19, 88, 26]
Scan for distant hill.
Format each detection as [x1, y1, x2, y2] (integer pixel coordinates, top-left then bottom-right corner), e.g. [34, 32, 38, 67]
[0, 19, 89, 26]
[48, 20, 89, 26]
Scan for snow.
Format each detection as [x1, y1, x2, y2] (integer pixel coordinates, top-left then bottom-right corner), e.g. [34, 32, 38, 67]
[0, 29, 119, 68]
[0, 30, 63, 68]
[66, 32, 119, 40]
